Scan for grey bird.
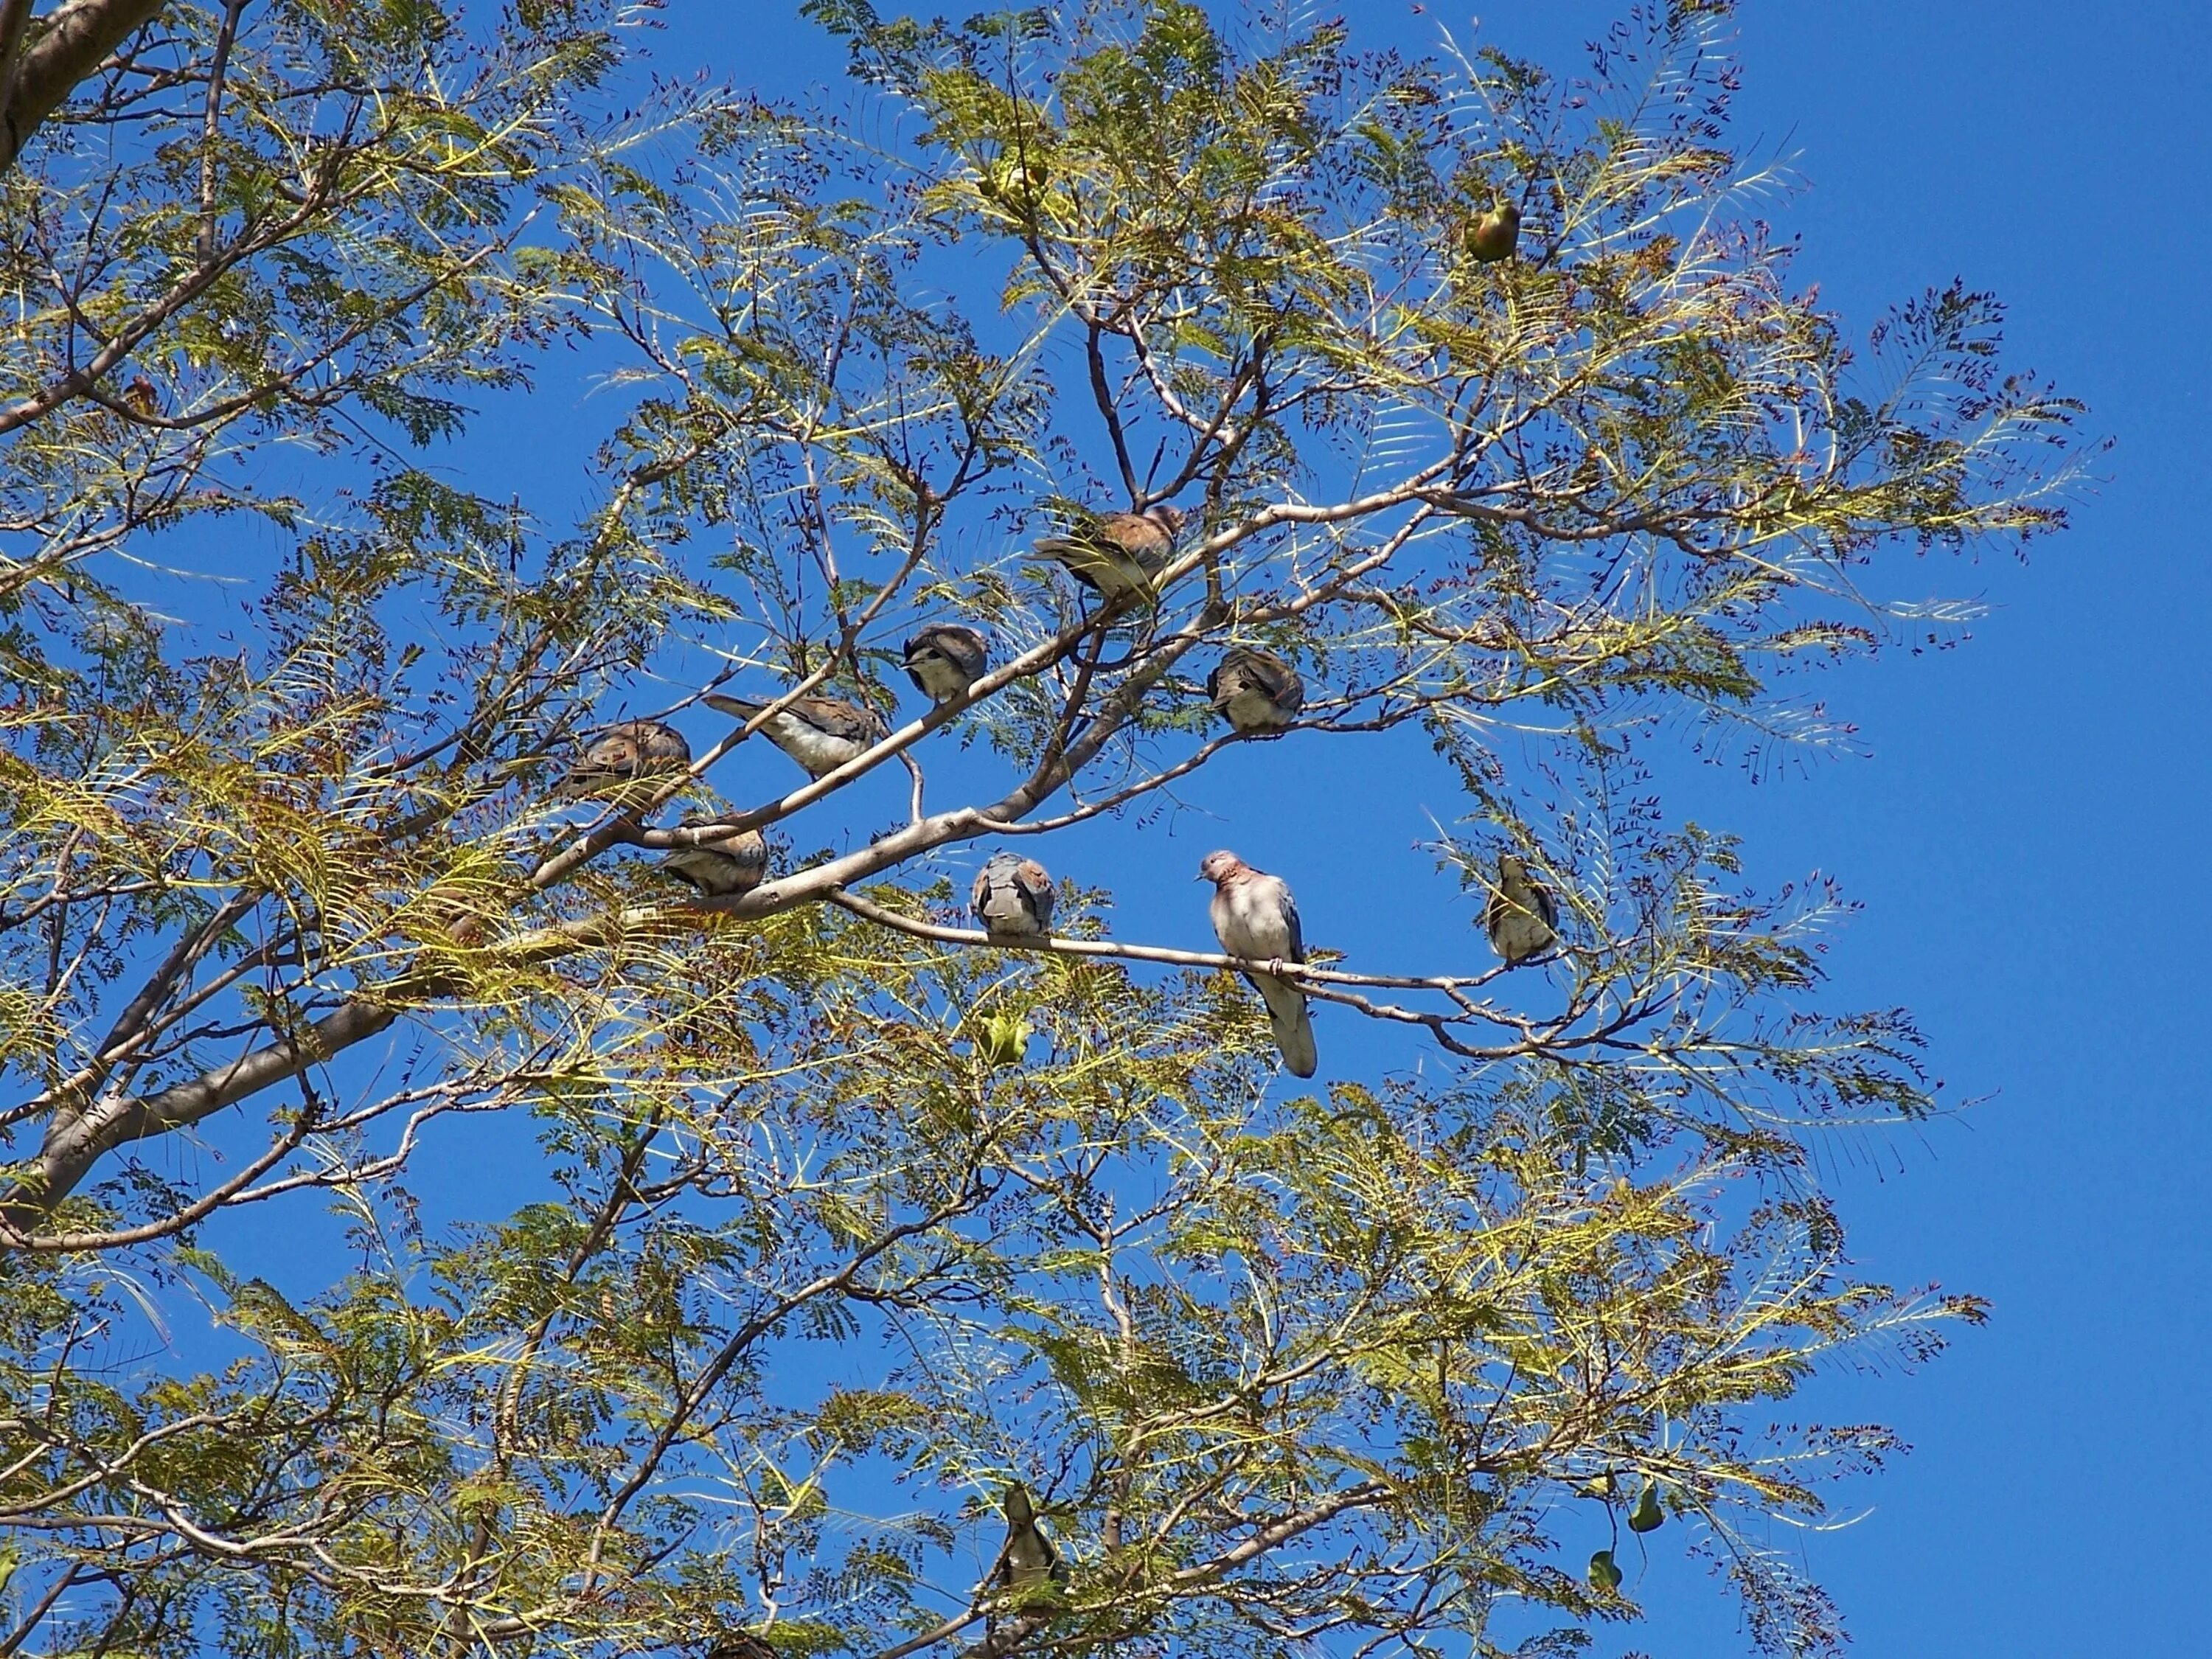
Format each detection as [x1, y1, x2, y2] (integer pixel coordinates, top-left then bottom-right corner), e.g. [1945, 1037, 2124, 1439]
[553, 719, 691, 804]
[1483, 852, 1558, 966]
[990, 1482, 1065, 1597]
[1032, 506, 1186, 601]
[1199, 849, 1317, 1079]
[1208, 647, 1304, 734]
[971, 852, 1055, 939]
[704, 692, 888, 780]
[706, 1637, 776, 1659]
[903, 622, 990, 703]
[1465, 198, 1522, 262]
[661, 812, 769, 898]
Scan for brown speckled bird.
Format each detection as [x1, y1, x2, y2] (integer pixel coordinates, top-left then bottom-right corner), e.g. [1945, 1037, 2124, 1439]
[1464, 199, 1521, 263]
[1199, 849, 1317, 1079]
[660, 813, 768, 897]
[1032, 506, 1186, 600]
[553, 720, 691, 806]
[705, 692, 888, 780]
[1483, 852, 1559, 966]
[1208, 647, 1304, 734]
[971, 852, 1055, 939]
[903, 622, 990, 703]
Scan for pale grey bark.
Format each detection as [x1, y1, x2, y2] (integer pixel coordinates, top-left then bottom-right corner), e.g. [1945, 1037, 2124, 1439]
[0, 0, 167, 175]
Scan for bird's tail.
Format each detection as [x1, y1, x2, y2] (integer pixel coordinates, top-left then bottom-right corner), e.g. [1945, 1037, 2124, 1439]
[1253, 975, 1318, 1079]
[703, 693, 763, 719]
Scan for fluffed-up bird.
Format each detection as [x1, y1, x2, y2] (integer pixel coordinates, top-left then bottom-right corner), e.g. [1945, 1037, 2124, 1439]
[903, 622, 990, 703]
[1483, 852, 1558, 966]
[990, 1481, 1065, 1597]
[972, 852, 1055, 939]
[660, 812, 768, 897]
[1032, 505, 1186, 601]
[1465, 198, 1521, 262]
[704, 692, 888, 780]
[1208, 647, 1304, 734]
[1200, 849, 1318, 1079]
[553, 719, 692, 804]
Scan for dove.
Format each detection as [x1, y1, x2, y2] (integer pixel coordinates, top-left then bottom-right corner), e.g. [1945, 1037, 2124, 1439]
[553, 719, 692, 804]
[1032, 506, 1186, 601]
[660, 813, 768, 898]
[971, 852, 1055, 939]
[1465, 198, 1521, 262]
[990, 1482, 1065, 1597]
[704, 692, 888, 780]
[1198, 850, 1317, 1079]
[706, 1637, 775, 1659]
[1483, 852, 1558, 966]
[1208, 647, 1304, 734]
[903, 622, 990, 703]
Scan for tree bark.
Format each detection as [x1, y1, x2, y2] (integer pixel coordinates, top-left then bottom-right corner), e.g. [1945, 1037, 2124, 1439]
[0, 0, 167, 175]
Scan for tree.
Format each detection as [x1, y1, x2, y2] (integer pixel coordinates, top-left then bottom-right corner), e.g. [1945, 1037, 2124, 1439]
[0, 2, 2084, 1655]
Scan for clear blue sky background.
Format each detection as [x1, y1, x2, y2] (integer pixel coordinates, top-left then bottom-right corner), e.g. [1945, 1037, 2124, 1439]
[607, 6, 2208, 1651]
[186, 2, 2207, 1652]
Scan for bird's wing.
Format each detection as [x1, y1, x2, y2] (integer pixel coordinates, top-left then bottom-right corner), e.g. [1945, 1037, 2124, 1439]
[1276, 883, 1305, 964]
[1532, 877, 1559, 930]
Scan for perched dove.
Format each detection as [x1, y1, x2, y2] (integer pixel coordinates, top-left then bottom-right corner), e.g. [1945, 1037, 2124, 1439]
[1483, 852, 1558, 966]
[1032, 506, 1186, 601]
[1208, 647, 1304, 734]
[1199, 849, 1318, 1079]
[706, 1637, 776, 1659]
[660, 812, 768, 898]
[553, 719, 692, 804]
[971, 852, 1055, 939]
[1465, 198, 1521, 262]
[903, 622, 990, 703]
[704, 692, 888, 780]
[990, 1482, 1065, 1596]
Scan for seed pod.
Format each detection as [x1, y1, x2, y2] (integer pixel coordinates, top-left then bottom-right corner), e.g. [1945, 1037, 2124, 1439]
[1628, 1481, 1665, 1533]
[1587, 1547, 1623, 1593]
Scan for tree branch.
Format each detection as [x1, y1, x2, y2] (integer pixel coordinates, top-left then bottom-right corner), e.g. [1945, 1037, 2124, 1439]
[0, 0, 166, 175]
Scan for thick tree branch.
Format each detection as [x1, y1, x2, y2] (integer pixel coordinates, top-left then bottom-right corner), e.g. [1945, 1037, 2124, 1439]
[0, 0, 165, 175]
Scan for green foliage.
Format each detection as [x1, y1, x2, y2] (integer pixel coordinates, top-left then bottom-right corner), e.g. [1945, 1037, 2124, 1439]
[0, 3, 2072, 1657]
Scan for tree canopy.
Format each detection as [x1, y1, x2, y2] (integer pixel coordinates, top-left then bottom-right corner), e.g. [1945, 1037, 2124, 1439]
[0, 1, 2084, 1656]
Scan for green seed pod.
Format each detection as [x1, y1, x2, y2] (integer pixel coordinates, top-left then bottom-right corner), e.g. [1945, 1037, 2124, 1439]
[979, 1011, 1032, 1068]
[1628, 1481, 1664, 1533]
[1587, 1547, 1623, 1593]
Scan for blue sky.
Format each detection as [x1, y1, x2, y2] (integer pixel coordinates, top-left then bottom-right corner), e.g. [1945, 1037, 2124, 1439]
[162, 1, 2207, 1652]
[585, 7, 2205, 1652]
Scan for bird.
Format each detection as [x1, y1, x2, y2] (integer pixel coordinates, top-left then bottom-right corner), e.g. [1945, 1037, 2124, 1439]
[703, 692, 888, 780]
[1032, 506, 1186, 601]
[706, 1636, 776, 1659]
[903, 622, 990, 703]
[1198, 849, 1317, 1079]
[1208, 647, 1304, 734]
[660, 813, 768, 897]
[971, 852, 1054, 939]
[1465, 198, 1521, 262]
[553, 719, 692, 804]
[1482, 852, 1558, 967]
[990, 1482, 1065, 1598]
